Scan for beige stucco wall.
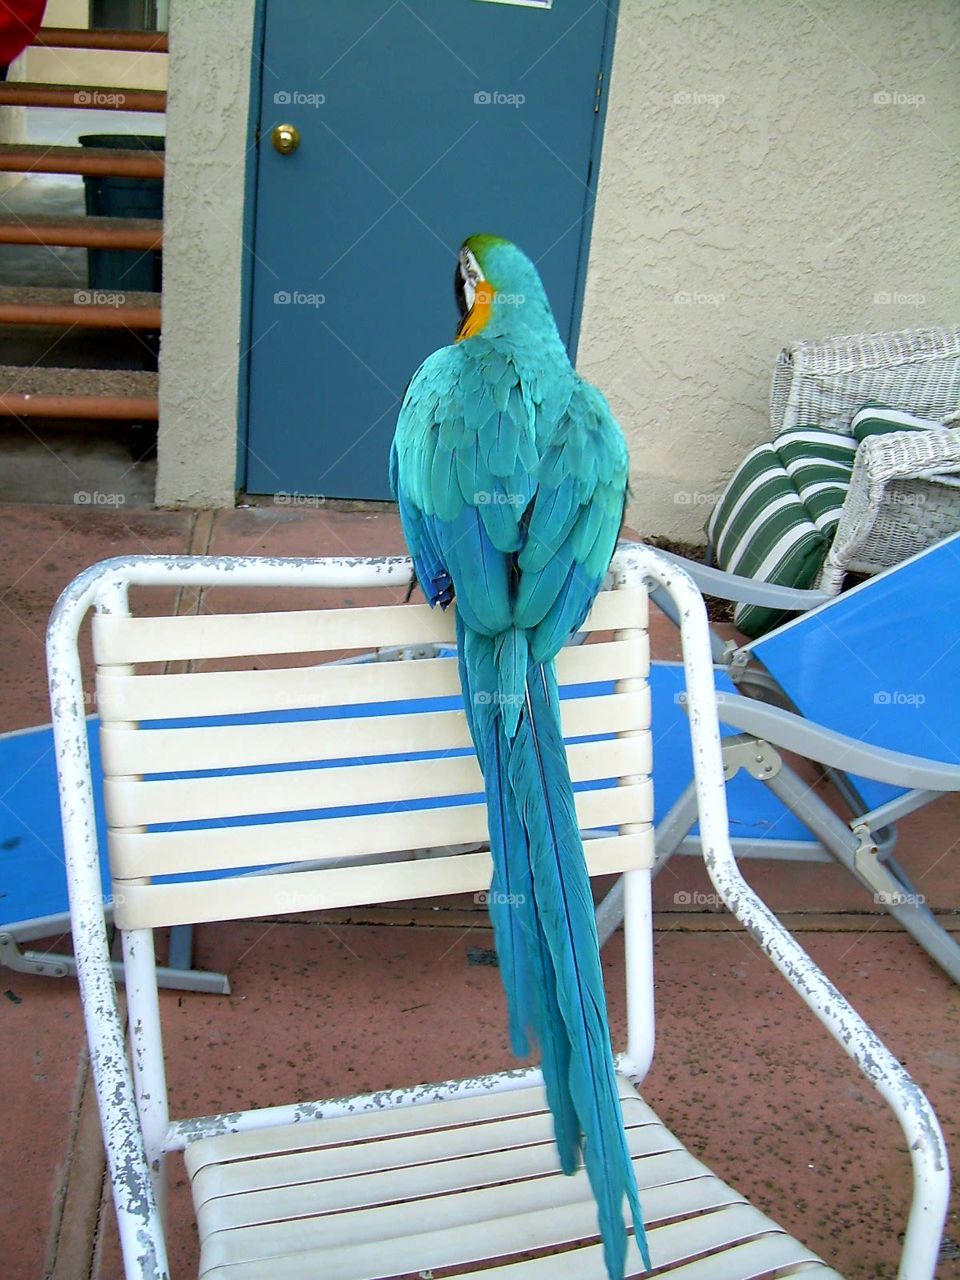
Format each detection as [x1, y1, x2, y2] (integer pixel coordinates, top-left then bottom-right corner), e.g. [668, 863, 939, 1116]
[156, 0, 959, 519]
[577, 0, 960, 542]
[155, 0, 254, 508]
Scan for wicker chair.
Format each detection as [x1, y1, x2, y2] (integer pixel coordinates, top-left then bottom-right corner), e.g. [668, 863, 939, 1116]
[769, 325, 960, 592]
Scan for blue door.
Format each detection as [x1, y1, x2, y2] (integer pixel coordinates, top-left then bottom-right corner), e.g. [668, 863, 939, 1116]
[243, 0, 618, 500]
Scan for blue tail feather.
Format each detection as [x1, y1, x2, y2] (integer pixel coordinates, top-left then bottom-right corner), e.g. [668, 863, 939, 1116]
[518, 663, 650, 1276]
[458, 617, 650, 1277]
[458, 620, 581, 1168]
[491, 725, 581, 1174]
[456, 619, 533, 1056]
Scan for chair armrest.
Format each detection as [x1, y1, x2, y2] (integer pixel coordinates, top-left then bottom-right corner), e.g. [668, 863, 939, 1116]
[616, 540, 831, 664]
[708, 691, 960, 792]
[618, 541, 830, 610]
[856, 425, 960, 484]
[614, 545, 950, 1280]
[821, 426, 960, 593]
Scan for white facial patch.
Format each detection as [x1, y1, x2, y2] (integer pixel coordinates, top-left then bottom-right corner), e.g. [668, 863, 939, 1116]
[460, 247, 483, 312]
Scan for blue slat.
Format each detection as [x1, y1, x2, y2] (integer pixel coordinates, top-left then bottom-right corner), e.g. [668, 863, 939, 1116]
[0, 660, 814, 930]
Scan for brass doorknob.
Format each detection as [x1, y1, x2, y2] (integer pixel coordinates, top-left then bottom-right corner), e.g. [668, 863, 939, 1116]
[271, 123, 300, 155]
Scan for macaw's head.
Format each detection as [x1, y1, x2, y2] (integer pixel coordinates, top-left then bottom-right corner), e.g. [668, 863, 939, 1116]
[454, 234, 560, 345]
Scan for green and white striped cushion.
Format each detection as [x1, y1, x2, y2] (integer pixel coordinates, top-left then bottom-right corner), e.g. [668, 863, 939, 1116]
[852, 404, 943, 442]
[774, 428, 858, 534]
[706, 426, 857, 637]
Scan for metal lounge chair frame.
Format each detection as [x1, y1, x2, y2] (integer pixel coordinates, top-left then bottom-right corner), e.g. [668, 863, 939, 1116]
[604, 537, 960, 984]
[47, 548, 948, 1278]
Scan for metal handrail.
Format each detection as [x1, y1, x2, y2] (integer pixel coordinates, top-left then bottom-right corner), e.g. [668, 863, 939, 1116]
[33, 27, 169, 54]
[0, 214, 162, 250]
[0, 82, 166, 113]
[0, 144, 164, 179]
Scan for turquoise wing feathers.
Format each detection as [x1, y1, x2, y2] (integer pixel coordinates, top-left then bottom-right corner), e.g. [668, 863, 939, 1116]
[392, 340, 535, 634]
[393, 343, 628, 646]
[391, 235, 647, 1279]
[517, 377, 629, 662]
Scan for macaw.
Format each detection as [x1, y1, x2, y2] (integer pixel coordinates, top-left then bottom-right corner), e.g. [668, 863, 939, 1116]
[390, 235, 648, 1279]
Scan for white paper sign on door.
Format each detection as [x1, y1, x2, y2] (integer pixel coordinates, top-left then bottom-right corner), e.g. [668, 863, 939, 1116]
[475, 1, 554, 9]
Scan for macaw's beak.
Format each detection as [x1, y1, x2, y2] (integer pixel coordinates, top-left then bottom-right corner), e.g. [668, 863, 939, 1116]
[454, 246, 485, 339]
[454, 257, 468, 322]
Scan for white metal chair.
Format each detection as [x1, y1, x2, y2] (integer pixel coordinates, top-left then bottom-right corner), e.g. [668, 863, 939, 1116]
[47, 548, 949, 1279]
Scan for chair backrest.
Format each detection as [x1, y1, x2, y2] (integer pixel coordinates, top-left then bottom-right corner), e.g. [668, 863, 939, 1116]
[92, 575, 655, 937]
[769, 325, 960, 438]
[745, 531, 960, 810]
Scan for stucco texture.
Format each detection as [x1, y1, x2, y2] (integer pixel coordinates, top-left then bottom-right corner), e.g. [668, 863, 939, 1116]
[577, 0, 960, 542]
[155, 0, 254, 508]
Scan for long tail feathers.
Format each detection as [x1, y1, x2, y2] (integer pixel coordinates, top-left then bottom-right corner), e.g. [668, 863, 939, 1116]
[491, 726, 581, 1174]
[456, 618, 534, 1056]
[458, 624, 579, 1170]
[458, 621, 650, 1277]
[516, 663, 650, 1277]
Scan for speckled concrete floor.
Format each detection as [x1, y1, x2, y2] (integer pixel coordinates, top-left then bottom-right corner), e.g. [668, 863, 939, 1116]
[1, 503, 957, 1279]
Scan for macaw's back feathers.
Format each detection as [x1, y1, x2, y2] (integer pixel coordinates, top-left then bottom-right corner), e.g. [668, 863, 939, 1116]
[391, 237, 646, 1278]
[393, 342, 539, 635]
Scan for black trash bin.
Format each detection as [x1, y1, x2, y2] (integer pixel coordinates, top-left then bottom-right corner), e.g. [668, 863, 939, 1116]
[78, 134, 164, 293]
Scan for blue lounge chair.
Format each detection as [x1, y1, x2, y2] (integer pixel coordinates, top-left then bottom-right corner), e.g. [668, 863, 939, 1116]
[599, 532, 960, 983]
[0, 718, 230, 992]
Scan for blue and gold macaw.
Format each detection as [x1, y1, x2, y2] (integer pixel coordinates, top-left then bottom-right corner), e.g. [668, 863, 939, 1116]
[391, 235, 648, 1278]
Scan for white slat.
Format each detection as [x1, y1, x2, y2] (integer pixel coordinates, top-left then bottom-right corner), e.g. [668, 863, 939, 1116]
[100, 689, 650, 775]
[463, 1204, 799, 1277]
[93, 589, 648, 665]
[94, 601, 455, 664]
[639, 1234, 828, 1278]
[195, 1118, 681, 1233]
[109, 782, 652, 877]
[95, 636, 648, 722]
[113, 831, 653, 929]
[103, 734, 649, 827]
[184, 1076, 658, 1172]
[198, 1165, 742, 1279]
[198, 1146, 717, 1268]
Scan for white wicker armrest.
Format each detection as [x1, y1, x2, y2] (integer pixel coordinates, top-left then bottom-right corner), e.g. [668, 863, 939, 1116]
[821, 426, 960, 592]
[855, 425, 960, 488]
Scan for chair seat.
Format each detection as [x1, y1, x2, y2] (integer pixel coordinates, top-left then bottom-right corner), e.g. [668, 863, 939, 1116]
[185, 1075, 843, 1280]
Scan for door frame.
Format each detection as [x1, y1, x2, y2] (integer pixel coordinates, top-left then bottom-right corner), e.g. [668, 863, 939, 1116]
[235, 0, 620, 494]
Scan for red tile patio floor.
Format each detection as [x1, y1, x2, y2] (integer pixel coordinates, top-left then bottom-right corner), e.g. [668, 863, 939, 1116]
[1, 503, 957, 1279]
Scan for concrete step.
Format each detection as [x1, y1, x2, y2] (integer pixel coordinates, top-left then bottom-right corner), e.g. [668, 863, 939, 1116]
[0, 214, 162, 250]
[0, 287, 161, 330]
[0, 365, 158, 420]
[0, 144, 164, 179]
